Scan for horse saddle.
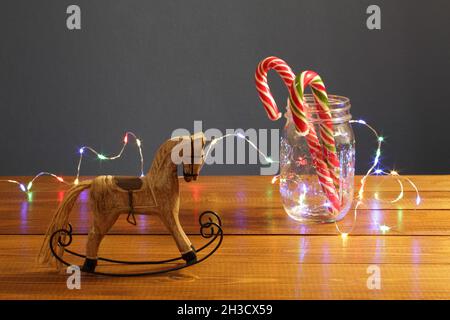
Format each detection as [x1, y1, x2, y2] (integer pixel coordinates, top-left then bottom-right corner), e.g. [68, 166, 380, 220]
[113, 176, 144, 226]
[114, 176, 143, 191]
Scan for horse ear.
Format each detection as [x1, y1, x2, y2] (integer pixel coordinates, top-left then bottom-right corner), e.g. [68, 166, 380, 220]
[191, 132, 206, 144]
[170, 136, 191, 164]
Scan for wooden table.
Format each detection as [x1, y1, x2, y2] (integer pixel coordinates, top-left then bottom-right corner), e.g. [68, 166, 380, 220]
[0, 175, 449, 299]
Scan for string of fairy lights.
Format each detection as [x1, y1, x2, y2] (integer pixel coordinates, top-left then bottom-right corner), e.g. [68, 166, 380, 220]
[0, 121, 420, 236]
[334, 119, 421, 238]
[204, 132, 276, 165]
[0, 132, 145, 193]
[0, 131, 272, 194]
[74, 131, 144, 185]
[269, 119, 421, 236]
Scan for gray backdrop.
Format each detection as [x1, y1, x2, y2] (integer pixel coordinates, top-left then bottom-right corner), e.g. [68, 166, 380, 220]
[1, 0, 449, 176]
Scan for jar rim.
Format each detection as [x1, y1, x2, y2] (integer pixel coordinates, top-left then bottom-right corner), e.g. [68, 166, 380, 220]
[303, 94, 351, 113]
[286, 94, 352, 124]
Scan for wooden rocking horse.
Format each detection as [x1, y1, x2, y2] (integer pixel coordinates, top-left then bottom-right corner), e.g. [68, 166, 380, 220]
[38, 132, 222, 275]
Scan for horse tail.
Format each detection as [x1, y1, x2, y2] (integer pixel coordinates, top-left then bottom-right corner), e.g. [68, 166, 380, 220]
[37, 180, 91, 268]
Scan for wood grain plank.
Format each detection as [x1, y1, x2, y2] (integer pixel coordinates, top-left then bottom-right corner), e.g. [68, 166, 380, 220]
[0, 176, 448, 235]
[1, 235, 449, 300]
[0, 176, 447, 212]
[1, 207, 450, 236]
[2, 175, 450, 191]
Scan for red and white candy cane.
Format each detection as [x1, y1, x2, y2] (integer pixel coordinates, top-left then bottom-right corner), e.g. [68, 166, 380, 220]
[255, 56, 295, 120]
[292, 71, 340, 190]
[255, 56, 340, 213]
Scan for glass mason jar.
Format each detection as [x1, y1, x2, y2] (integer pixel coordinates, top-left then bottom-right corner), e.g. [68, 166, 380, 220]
[279, 94, 355, 223]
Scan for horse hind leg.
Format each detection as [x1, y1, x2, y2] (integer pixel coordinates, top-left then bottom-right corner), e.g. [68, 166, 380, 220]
[81, 211, 120, 273]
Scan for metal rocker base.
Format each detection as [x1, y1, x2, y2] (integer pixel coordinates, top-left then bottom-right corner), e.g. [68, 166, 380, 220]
[49, 211, 223, 277]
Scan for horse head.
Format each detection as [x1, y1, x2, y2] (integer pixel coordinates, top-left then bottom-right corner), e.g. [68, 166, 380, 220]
[171, 132, 206, 182]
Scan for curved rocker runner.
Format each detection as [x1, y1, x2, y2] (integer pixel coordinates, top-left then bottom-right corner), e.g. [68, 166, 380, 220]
[38, 133, 224, 276]
[49, 211, 223, 276]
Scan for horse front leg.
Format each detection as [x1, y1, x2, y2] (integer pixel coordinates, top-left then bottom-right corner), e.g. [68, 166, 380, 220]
[160, 206, 197, 265]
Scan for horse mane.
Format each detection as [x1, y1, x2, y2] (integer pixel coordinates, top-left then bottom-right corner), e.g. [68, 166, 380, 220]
[147, 137, 184, 178]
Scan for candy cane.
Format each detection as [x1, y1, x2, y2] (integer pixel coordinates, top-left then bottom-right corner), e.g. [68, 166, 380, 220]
[292, 71, 340, 189]
[255, 56, 340, 213]
[255, 56, 295, 120]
